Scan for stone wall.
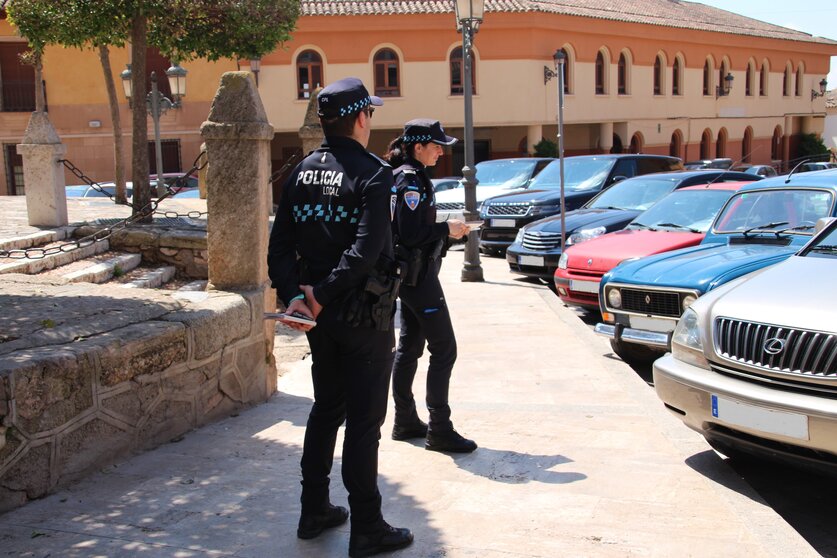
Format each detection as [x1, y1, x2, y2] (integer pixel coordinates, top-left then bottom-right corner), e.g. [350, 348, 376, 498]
[0, 277, 272, 512]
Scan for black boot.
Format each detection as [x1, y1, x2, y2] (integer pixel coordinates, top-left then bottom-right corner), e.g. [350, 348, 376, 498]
[297, 503, 349, 539]
[349, 520, 414, 557]
[425, 428, 477, 453]
[391, 418, 428, 441]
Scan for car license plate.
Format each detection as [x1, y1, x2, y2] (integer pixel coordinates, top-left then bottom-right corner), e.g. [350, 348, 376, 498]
[711, 395, 809, 440]
[491, 219, 516, 228]
[629, 315, 676, 333]
[569, 279, 599, 294]
[519, 255, 544, 267]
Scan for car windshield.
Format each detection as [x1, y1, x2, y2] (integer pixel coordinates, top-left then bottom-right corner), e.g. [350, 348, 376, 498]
[629, 190, 735, 233]
[528, 158, 615, 191]
[587, 176, 677, 211]
[802, 222, 837, 258]
[474, 160, 538, 188]
[713, 189, 834, 234]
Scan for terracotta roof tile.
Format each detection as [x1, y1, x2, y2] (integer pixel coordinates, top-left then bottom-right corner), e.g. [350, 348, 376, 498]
[300, 0, 837, 44]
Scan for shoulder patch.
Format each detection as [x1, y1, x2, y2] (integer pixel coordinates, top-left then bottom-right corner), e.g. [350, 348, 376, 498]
[404, 191, 420, 211]
[402, 168, 417, 175]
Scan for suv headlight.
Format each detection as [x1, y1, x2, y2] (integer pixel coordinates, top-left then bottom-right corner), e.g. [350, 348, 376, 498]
[514, 228, 525, 245]
[530, 203, 561, 216]
[558, 252, 569, 270]
[567, 226, 606, 246]
[670, 308, 709, 369]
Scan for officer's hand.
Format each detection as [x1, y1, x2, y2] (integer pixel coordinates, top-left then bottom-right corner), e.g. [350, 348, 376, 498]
[300, 284, 323, 319]
[281, 299, 316, 332]
[447, 219, 469, 240]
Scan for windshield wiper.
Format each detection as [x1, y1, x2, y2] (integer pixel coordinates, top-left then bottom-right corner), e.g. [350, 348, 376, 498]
[629, 222, 656, 231]
[742, 221, 788, 238]
[655, 222, 700, 233]
[772, 224, 816, 236]
[809, 244, 837, 253]
[595, 205, 625, 211]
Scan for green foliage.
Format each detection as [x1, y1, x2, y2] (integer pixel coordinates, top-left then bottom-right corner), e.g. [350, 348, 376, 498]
[533, 138, 558, 158]
[797, 133, 829, 158]
[7, 0, 299, 60]
[40, 319, 55, 328]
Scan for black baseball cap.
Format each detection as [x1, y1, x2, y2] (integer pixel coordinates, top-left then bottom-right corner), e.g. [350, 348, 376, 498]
[317, 77, 383, 118]
[401, 119, 458, 146]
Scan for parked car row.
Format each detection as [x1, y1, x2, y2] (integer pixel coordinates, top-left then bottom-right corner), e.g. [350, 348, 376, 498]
[65, 173, 199, 200]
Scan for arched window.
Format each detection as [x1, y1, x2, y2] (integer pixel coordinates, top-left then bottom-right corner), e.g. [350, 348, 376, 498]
[716, 128, 727, 158]
[373, 48, 400, 97]
[783, 64, 791, 96]
[630, 133, 643, 154]
[703, 59, 712, 96]
[672, 56, 682, 96]
[653, 55, 663, 95]
[795, 64, 803, 96]
[742, 127, 753, 162]
[618, 52, 628, 95]
[718, 59, 729, 97]
[296, 50, 323, 99]
[595, 51, 606, 95]
[745, 60, 754, 96]
[771, 126, 783, 160]
[700, 129, 712, 159]
[450, 47, 476, 95]
[670, 130, 683, 159]
[760, 62, 768, 96]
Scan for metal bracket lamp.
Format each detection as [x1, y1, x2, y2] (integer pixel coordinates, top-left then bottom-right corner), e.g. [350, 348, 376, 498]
[811, 78, 828, 101]
[715, 72, 734, 98]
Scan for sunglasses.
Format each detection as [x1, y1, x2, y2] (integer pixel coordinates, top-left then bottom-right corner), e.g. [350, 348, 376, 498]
[364, 107, 375, 118]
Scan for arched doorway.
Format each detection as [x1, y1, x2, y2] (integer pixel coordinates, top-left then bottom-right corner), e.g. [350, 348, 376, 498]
[630, 133, 643, 154]
[771, 126, 783, 161]
[610, 133, 624, 154]
[669, 130, 683, 159]
[716, 128, 728, 158]
[742, 127, 753, 163]
[700, 129, 712, 160]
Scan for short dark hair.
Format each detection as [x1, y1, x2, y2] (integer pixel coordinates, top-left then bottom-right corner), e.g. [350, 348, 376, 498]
[321, 111, 361, 137]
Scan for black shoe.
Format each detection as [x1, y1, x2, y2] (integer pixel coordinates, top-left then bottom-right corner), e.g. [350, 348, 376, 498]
[349, 521, 414, 557]
[391, 419, 428, 441]
[425, 429, 477, 453]
[297, 503, 349, 539]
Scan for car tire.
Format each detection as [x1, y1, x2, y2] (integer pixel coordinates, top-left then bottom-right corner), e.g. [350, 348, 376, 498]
[609, 339, 662, 367]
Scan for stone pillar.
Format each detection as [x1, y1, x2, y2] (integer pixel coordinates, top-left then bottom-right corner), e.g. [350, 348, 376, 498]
[599, 122, 614, 154]
[198, 142, 208, 199]
[298, 87, 323, 154]
[201, 72, 274, 292]
[526, 125, 543, 155]
[17, 112, 68, 227]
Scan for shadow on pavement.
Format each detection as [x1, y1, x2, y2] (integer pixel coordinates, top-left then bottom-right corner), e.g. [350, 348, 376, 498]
[430, 447, 587, 485]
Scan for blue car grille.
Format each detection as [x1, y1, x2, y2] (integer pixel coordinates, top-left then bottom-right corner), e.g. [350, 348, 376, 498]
[522, 231, 561, 250]
[485, 203, 529, 216]
[714, 318, 837, 378]
[620, 288, 681, 317]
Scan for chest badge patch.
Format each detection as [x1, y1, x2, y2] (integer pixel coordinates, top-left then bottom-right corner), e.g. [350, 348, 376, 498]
[404, 191, 420, 211]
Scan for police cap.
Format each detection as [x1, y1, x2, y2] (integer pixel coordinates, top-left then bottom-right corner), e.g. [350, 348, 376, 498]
[401, 119, 458, 146]
[317, 77, 383, 118]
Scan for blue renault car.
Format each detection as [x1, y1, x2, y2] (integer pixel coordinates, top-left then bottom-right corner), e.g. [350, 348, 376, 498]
[595, 169, 837, 365]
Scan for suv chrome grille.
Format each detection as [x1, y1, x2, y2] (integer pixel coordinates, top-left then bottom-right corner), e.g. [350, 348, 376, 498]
[620, 288, 681, 317]
[437, 202, 464, 211]
[522, 231, 561, 250]
[485, 203, 530, 216]
[715, 318, 837, 378]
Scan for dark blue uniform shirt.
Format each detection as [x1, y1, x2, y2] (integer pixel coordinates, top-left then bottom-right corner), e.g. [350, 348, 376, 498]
[391, 158, 450, 250]
[268, 135, 394, 307]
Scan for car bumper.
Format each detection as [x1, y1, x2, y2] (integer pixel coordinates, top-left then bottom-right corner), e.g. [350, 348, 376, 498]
[653, 354, 837, 473]
[506, 246, 562, 280]
[594, 322, 672, 348]
[553, 275, 600, 309]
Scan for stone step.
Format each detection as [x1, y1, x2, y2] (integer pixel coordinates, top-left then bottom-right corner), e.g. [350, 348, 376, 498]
[0, 238, 110, 275]
[121, 265, 177, 289]
[62, 252, 142, 284]
[0, 226, 75, 253]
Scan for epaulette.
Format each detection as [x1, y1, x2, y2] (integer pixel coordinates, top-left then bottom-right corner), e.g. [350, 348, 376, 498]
[364, 151, 392, 168]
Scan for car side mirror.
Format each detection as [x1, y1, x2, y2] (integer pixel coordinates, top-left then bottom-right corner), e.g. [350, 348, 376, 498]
[815, 217, 836, 234]
[611, 175, 628, 184]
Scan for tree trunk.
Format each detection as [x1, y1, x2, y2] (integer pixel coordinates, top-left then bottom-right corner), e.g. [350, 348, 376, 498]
[98, 45, 128, 204]
[34, 52, 45, 113]
[131, 14, 151, 221]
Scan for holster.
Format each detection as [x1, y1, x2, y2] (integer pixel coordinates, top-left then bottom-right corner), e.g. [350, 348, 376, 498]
[338, 256, 402, 331]
[394, 244, 423, 287]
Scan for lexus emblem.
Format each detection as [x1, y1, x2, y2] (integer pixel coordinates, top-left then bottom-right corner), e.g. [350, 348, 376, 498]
[763, 337, 786, 355]
[587, 258, 593, 267]
[645, 294, 651, 304]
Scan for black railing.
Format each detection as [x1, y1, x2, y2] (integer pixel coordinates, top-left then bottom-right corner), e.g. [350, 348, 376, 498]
[1, 79, 36, 112]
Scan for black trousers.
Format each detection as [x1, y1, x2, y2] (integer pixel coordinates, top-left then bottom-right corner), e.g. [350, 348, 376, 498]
[391, 260, 457, 432]
[301, 305, 395, 531]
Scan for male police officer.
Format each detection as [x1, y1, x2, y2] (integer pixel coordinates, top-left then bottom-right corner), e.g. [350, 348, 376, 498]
[268, 77, 413, 557]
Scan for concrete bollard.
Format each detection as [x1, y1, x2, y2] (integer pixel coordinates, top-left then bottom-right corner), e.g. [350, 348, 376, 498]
[298, 87, 324, 155]
[200, 72, 274, 292]
[18, 112, 68, 227]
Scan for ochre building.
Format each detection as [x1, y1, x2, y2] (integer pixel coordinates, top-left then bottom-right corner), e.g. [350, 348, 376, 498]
[2, 0, 836, 195]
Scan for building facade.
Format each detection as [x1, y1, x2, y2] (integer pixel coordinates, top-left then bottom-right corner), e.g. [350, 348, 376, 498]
[1, 1, 836, 195]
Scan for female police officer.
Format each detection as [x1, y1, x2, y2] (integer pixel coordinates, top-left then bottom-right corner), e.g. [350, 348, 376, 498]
[385, 119, 477, 453]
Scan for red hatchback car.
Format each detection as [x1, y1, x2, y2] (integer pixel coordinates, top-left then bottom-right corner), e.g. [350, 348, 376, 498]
[554, 182, 748, 310]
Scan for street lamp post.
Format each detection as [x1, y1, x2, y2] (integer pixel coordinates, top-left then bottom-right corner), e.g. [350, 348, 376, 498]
[120, 62, 187, 189]
[811, 78, 828, 101]
[544, 50, 567, 251]
[454, 0, 485, 282]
